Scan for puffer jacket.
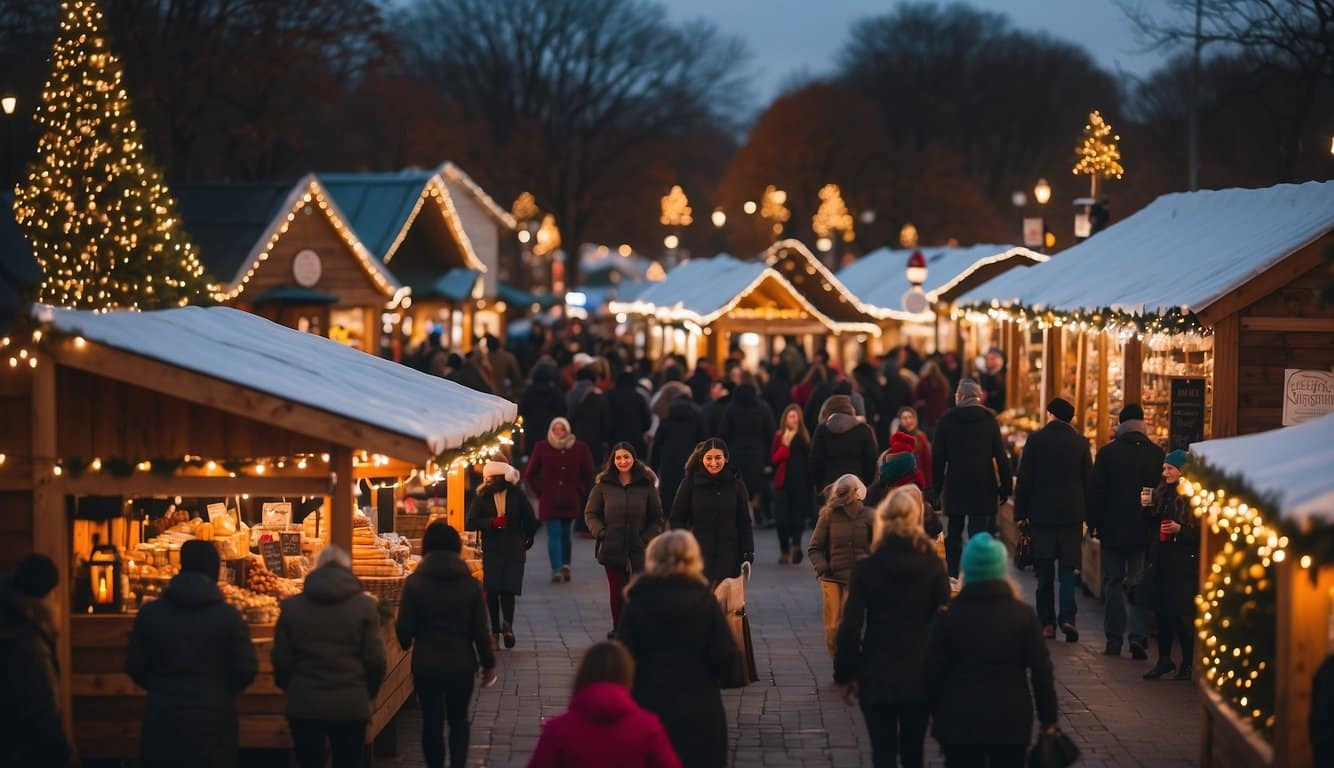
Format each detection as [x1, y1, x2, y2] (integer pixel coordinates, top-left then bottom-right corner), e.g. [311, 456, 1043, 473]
[669, 466, 755, 582]
[395, 550, 495, 681]
[809, 413, 878, 491]
[585, 466, 664, 571]
[807, 500, 872, 584]
[272, 564, 386, 721]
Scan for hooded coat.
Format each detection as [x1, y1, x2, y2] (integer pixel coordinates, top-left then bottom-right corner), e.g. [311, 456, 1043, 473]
[607, 373, 653, 456]
[125, 571, 257, 768]
[718, 385, 776, 495]
[834, 537, 951, 703]
[1087, 422, 1165, 551]
[807, 500, 872, 584]
[618, 573, 739, 768]
[568, 379, 615, 466]
[1, 581, 74, 768]
[650, 397, 706, 513]
[395, 550, 496, 681]
[585, 465, 664, 571]
[1014, 418, 1091, 563]
[931, 404, 1012, 517]
[526, 437, 595, 521]
[527, 682, 682, 768]
[669, 466, 755, 582]
[809, 413, 878, 491]
[271, 565, 386, 721]
[465, 482, 539, 594]
[518, 363, 567, 457]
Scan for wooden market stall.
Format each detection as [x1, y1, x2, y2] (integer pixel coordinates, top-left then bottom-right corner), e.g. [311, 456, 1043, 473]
[835, 244, 1047, 356]
[1186, 413, 1334, 767]
[0, 305, 516, 758]
[609, 239, 882, 372]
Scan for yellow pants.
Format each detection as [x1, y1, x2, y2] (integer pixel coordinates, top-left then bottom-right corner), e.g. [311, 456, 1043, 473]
[821, 578, 848, 659]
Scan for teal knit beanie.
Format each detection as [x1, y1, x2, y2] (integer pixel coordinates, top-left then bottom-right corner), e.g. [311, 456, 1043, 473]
[879, 452, 917, 483]
[1164, 449, 1188, 468]
[961, 532, 1008, 583]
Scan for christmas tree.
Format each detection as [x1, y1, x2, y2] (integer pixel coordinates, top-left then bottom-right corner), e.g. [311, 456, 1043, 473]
[1071, 110, 1124, 197]
[13, 0, 212, 310]
[812, 183, 855, 244]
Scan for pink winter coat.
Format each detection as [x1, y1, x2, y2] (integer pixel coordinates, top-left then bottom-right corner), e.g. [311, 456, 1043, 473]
[524, 439, 595, 521]
[526, 682, 681, 768]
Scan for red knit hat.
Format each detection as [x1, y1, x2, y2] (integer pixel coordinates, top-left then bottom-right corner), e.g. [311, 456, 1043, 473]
[890, 432, 917, 454]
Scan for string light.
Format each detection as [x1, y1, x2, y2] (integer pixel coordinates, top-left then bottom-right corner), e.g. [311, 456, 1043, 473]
[1072, 109, 1124, 195]
[13, 0, 215, 310]
[659, 185, 693, 228]
[811, 184, 855, 243]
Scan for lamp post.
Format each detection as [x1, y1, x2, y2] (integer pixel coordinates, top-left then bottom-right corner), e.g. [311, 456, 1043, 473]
[1021, 178, 1052, 251]
[902, 249, 929, 315]
[1, 94, 16, 186]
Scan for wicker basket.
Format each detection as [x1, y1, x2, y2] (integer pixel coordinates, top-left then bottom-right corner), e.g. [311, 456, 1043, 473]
[360, 575, 406, 603]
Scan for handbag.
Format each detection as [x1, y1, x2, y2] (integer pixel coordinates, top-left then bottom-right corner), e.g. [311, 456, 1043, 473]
[715, 562, 758, 689]
[1028, 727, 1080, 768]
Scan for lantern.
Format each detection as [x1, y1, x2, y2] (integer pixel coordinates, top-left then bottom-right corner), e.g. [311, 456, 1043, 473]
[88, 534, 124, 613]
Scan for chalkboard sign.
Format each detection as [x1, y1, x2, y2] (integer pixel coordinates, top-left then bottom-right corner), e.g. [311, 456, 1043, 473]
[260, 540, 284, 574]
[1169, 377, 1207, 451]
[221, 557, 249, 587]
[279, 531, 302, 556]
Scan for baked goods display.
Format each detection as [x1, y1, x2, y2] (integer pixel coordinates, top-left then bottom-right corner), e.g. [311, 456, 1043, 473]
[351, 514, 405, 578]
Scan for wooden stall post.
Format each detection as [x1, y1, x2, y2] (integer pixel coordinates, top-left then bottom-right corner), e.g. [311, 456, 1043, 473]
[1007, 322, 1024, 409]
[1073, 332, 1088, 433]
[446, 464, 466, 532]
[1096, 333, 1111, 447]
[331, 446, 354, 553]
[1212, 314, 1240, 438]
[31, 359, 71, 734]
[1043, 326, 1064, 404]
[1274, 560, 1334, 767]
[1124, 336, 1143, 407]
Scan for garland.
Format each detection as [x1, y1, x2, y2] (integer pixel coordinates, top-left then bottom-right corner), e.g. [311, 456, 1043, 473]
[956, 301, 1208, 337]
[431, 419, 523, 470]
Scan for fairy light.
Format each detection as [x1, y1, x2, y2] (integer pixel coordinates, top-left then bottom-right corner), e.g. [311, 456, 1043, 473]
[811, 184, 855, 243]
[659, 185, 693, 228]
[1072, 109, 1124, 196]
[13, 0, 214, 310]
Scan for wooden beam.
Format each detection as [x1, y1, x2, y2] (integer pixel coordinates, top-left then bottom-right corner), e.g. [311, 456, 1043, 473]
[31, 360, 71, 736]
[47, 339, 430, 463]
[331, 446, 354, 553]
[56, 474, 332, 498]
[1007, 322, 1023, 410]
[1212, 314, 1240, 438]
[1096, 333, 1111, 447]
[1197, 237, 1329, 327]
[1273, 561, 1334, 767]
[1042, 326, 1063, 405]
[1239, 316, 1334, 333]
[1124, 336, 1143, 408]
[1073, 332, 1088, 435]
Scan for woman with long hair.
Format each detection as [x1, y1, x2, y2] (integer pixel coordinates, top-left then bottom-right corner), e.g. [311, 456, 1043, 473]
[617, 531, 739, 768]
[770, 403, 813, 565]
[913, 361, 951, 432]
[584, 443, 663, 638]
[835, 487, 950, 768]
[525, 417, 595, 583]
[808, 474, 872, 658]
[465, 461, 539, 649]
[668, 438, 754, 585]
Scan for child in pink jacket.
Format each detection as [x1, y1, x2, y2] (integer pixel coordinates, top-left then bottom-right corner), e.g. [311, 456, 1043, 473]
[527, 641, 681, 768]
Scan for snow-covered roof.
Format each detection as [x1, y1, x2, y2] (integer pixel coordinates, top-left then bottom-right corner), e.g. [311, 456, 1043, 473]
[958, 182, 1334, 315]
[838, 244, 1044, 317]
[439, 163, 517, 230]
[37, 305, 516, 455]
[1190, 413, 1334, 527]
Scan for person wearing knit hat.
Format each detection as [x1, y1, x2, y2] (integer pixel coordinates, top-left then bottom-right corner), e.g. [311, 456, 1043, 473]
[1143, 446, 1201, 680]
[1163, 449, 1188, 468]
[925, 532, 1059, 758]
[2, 554, 74, 767]
[808, 474, 872, 658]
[1015, 393, 1091, 642]
[1088, 401, 1163, 658]
[467, 459, 539, 649]
[865, 431, 927, 510]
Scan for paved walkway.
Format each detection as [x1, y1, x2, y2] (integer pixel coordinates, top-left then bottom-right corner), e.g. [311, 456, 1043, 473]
[384, 527, 1200, 767]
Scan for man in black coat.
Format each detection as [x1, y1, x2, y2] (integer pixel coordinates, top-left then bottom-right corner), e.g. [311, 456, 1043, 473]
[396, 523, 497, 768]
[606, 371, 652, 457]
[1087, 403, 1164, 658]
[567, 367, 614, 467]
[126, 540, 259, 768]
[931, 379, 1013, 577]
[809, 394, 878, 493]
[1014, 397, 1091, 642]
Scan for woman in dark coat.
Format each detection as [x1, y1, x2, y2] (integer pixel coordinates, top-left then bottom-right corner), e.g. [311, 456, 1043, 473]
[524, 417, 594, 582]
[618, 530, 739, 768]
[1, 555, 72, 768]
[585, 443, 664, 635]
[836, 486, 950, 768]
[771, 403, 814, 565]
[127, 541, 258, 768]
[465, 461, 539, 649]
[606, 371, 653, 457]
[669, 438, 755, 584]
[651, 395, 706, 513]
[1142, 450, 1201, 681]
[925, 533, 1058, 767]
[809, 394, 879, 493]
[518, 360, 566, 462]
[719, 381, 776, 523]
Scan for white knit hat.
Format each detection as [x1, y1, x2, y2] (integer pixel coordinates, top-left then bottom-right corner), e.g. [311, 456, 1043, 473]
[482, 461, 520, 484]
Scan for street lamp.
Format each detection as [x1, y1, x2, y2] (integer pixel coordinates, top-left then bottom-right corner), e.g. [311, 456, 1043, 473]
[742, 200, 757, 215]
[901, 250, 929, 314]
[1033, 178, 1052, 206]
[1, 96, 15, 115]
[663, 234, 679, 250]
[1011, 190, 1027, 208]
[899, 222, 919, 249]
[905, 250, 927, 287]
[859, 209, 876, 225]
[711, 208, 726, 228]
[2, 94, 17, 186]
[815, 236, 833, 253]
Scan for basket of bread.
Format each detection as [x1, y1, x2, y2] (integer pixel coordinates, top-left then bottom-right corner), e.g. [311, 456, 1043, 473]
[351, 513, 406, 601]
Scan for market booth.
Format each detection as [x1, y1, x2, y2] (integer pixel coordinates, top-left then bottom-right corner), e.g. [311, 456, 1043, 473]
[609, 239, 881, 371]
[1186, 413, 1334, 767]
[0, 305, 516, 757]
[835, 244, 1046, 355]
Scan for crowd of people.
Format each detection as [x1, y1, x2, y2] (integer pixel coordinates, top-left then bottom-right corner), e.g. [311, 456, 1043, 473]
[9, 317, 1326, 768]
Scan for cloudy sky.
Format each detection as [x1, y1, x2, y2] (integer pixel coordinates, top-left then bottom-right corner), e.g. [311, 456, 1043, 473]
[666, 0, 1183, 106]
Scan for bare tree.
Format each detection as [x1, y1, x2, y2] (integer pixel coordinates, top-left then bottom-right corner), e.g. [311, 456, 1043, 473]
[395, 0, 750, 286]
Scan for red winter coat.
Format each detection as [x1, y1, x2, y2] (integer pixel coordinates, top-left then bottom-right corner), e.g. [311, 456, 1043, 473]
[899, 429, 933, 489]
[526, 682, 681, 768]
[525, 439, 595, 521]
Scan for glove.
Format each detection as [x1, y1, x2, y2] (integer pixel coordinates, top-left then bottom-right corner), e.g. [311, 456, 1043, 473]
[490, 516, 508, 529]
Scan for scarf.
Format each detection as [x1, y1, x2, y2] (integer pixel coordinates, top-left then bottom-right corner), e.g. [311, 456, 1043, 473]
[957, 394, 983, 408]
[1116, 419, 1148, 438]
[547, 417, 576, 450]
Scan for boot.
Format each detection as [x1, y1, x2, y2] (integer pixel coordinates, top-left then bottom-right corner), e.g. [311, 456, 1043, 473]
[1104, 641, 1122, 656]
[1172, 665, 1192, 681]
[502, 621, 516, 649]
[1060, 621, 1079, 643]
[1143, 660, 1176, 679]
[778, 551, 790, 565]
[791, 546, 803, 565]
[561, 564, 571, 582]
[1128, 640, 1148, 660]
[550, 572, 562, 583]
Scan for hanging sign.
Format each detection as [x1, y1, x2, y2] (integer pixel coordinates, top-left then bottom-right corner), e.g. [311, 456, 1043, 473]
[1169, 377, 1206, 451]
[1282, 369, 1334, 425]
[292, 249, 323, 287]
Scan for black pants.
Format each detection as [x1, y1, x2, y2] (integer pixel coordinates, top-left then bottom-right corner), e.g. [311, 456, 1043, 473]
[1156, 609, 1195, 668]
[861, 699, 929, 768]
[942, 744, 1026, 768]
[945, 514, 997, 577]
[416, 675, 475, 768]
[288, 717, 365, 768]
[486, 591, 516, 633]
[776, 522, 803, 553]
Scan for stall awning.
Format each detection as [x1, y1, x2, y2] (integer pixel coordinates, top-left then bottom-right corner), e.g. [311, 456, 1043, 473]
[36, 305, 516, 457]
[497, 282, 560, 310]
[1191, 413, 1334, 526]
[958, 181, 1334, 318]
[251, 285, 339, 304]
[838, 244, 1046, 318]
[404, 268, 482, 302]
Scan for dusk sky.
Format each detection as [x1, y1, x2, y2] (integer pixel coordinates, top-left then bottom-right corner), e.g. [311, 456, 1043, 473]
[666, 0, 1185, 107]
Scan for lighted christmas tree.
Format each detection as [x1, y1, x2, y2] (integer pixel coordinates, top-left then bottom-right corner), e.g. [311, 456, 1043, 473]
[1072, 110, 1124, 197]
[659, 185, 693, 228]
[12, 0, 212, 310]
[812, 183, 855, 244]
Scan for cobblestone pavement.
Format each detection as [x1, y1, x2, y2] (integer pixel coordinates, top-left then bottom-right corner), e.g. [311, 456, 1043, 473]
[384, 526, 1200, 767]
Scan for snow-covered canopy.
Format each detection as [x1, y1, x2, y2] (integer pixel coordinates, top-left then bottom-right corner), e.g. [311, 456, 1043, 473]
[1191, 413, 1334, 527]
[609, 255, 766, 322]
[838, 245, 1044, 318]
[958, 182, 1334, 316]
[37, 305, 516, 455]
